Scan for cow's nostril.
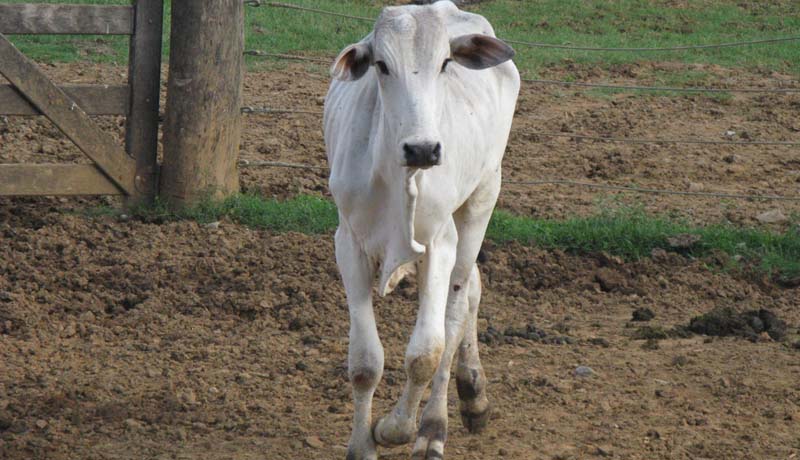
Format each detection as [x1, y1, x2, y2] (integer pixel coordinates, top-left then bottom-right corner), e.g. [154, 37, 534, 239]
[403, 143, 414, 161]
[431, 143, 442, 163]
[403, 142, 441, 167]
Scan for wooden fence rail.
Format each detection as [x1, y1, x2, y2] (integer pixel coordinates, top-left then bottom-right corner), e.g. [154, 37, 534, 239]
[0, 84, 129, 116]
[0, 1, 163, 203]
[0, 4, 134, 35]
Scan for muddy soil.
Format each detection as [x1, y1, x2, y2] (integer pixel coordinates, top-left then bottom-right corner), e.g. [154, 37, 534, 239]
[1, 203, 799, 460]
[1, 62, 799, 460]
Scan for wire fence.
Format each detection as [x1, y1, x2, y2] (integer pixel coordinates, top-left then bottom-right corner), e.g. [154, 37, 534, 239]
[244, 50, 331, 64]
[241, 106, 323, 115]
[237, 159, 800, 202]
[245, 51, 800, 94]
[524, 131, 800, 146]
[503, 36, 800, 52]
[240, 105, 800, 146]
[249, 1, 800, 53]
[247, 1, 373, 21]
[522, 78, 800, 94]
[241, 1, 800, 204]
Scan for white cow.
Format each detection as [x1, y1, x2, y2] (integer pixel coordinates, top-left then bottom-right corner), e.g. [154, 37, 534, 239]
[324, 2, 520, 459]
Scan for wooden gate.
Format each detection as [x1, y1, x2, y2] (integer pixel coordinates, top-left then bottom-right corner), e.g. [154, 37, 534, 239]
[0, 1, 163, 202]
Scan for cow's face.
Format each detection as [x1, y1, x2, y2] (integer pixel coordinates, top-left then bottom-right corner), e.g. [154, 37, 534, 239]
[331, 6, 514, 170]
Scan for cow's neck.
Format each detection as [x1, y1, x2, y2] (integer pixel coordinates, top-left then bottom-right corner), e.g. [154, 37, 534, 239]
[365, 109, 432, 294]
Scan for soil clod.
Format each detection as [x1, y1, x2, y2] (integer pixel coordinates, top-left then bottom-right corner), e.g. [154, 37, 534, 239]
[688, 307, 788, 342]
[479, 324, 574, 346]
[595, 268, 628, 293]
[631, 307, 655, 322]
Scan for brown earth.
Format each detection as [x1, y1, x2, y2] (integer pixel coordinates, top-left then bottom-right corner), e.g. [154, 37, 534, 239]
[1, 62, 800, 460]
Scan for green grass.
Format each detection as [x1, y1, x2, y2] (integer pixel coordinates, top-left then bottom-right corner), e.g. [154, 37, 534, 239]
[488, 206, 800, 280]
[473, 0, 800, 77]
[6, 0, 800, 77]
[91, 194, 800, 282]
[125, 194, 340, 234]
[246, 0, 800, 77]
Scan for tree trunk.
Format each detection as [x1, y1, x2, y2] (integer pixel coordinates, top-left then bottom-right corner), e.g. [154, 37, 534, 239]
[160, 0, 243, 206]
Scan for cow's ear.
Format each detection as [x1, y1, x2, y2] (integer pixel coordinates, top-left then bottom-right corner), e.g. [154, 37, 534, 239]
[331, 43, 372, 81]
[450, 34, 515, 70]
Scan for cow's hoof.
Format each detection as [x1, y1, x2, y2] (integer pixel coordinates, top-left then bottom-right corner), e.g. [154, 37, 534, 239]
[345, 447, 377, 460]
[345, 448, 378, 460]
[460, 404, 491, 434]
[372, 415, 415, 447]
[345, 442, 378, 460]
[411, 418, 447, 460]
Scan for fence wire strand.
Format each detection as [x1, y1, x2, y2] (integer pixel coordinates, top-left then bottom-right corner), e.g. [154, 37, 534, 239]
[240, 106, 800, 146]
[241, 106, 323, 115]
[244, 50, 331, 64]
[505, 36, 800, 52]
[240, 51, 800, 93]
[261, 2, 373, 21]
[522, 78, 800, 93]
[239, 160, 329, 170]
[503, 179, 800, 202]
[527, 131, 800, 146]
[236, 160, 800, 202]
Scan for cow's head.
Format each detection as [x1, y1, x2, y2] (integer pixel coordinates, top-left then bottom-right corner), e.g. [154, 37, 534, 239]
[331, 4, 514, 169]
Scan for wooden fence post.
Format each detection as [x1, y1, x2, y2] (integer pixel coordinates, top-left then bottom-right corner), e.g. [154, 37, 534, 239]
[126, 0, 164, 206]
[160, 0, 244, 206]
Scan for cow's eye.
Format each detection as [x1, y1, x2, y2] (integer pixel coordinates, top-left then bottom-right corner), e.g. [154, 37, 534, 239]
[441, 58, 452, 73]
[375, 61, 390, 75]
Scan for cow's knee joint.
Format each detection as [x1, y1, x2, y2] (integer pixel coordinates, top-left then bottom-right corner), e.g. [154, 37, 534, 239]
[407, 348, 443, 385]
[350, 366, 381, 391]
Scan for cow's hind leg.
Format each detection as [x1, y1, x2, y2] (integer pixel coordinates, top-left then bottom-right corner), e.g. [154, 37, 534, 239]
[456, 267, 491, 433]
[336, 227, 384, 460]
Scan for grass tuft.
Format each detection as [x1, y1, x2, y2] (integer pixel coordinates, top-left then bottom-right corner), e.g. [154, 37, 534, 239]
[487, 205, 800, 281]
[126, 194, 338, 234]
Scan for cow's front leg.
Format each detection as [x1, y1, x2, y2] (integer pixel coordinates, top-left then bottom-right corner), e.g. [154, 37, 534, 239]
[373, 221, 457, 448]
[410, 264, 475, 460]
[336, 227, 384, 460]
[413, 195, 497, 459]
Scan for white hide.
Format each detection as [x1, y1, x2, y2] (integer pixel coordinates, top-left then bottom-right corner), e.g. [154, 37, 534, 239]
[324, 2, 519, 459]
[324, 1, 520, 296]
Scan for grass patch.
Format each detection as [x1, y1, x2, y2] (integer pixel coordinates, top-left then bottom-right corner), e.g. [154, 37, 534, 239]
[126, 194, 338, 234]
[473, 0, 800, 77]
[488, 206, 800, 280]
[6, 0, 800, 77]
[87, 194, 800, 282]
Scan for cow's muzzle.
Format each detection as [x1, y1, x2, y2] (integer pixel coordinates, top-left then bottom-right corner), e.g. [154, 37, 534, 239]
[403, 142, 442, 169]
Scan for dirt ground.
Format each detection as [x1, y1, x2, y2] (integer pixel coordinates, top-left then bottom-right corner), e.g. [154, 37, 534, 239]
[1, 62, 799, 460]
